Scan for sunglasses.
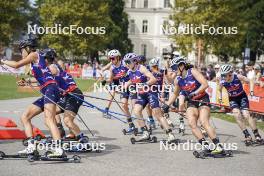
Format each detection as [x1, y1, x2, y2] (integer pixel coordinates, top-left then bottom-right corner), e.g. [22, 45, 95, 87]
[124, 60, 131, 65]
[109, 57, 116, 61]
[221, 73, 232, 78]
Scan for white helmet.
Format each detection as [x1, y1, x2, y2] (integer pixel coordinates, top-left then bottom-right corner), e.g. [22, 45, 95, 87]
[172, 51, 181, 58]
[149, 58, 159, 67]
[254, 64, 261, 70]
[220, 64, 233, 75]
[214, 64, 220, 69]
[108, 49, 121, 58]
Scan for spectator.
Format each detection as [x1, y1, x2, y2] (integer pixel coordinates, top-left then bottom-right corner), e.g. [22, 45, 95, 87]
[206, 64, 216, 81]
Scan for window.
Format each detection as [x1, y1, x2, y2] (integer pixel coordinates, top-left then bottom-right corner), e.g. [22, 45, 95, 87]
[131, 0, 136, 8]
[141, 44, 147, 57]
[142, 20, 148, 33]
[130, 19, 135, 34]
[162, 20, 169, 34]
[144, 0, 148, 8]
[164, 0, 170, 8]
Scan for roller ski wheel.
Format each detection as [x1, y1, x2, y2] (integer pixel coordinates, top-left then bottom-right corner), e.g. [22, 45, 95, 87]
[28, 154, 81, 163]
[0, 151, 5, 160]
[130, 136, 157, 144]
[193, 151, 205, 159]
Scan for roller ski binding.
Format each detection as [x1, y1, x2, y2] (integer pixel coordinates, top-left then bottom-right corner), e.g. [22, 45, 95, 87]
[130, 130, 157, 144]
[27, 150, 81, 163]
[193, 149, 233, 159]
[178, 118, 185, 136]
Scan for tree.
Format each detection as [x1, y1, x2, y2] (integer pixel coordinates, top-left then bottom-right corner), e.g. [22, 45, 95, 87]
[107, 0, 133, 55]
[0, 0, 31, 46]
[170, 0, 246, 64]
[38, 0, 116, 61]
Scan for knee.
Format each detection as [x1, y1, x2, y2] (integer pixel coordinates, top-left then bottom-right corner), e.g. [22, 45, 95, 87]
[134, 109, 142, 117]
[63, 117, 73, 127]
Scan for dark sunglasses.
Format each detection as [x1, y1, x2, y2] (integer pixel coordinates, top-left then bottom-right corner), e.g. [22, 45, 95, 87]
[124, 60, 132, 65]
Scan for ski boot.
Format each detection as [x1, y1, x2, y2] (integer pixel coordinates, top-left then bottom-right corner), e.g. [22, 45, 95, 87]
[178, 118, 185, 136]
[253, 135, 264, 146]
[193, 145, 233, 159]
[102, 107, 111, 119]
[244, 136, 253, 146]
[130, 129, 157, 144]
[163, 129, 180, 144]
[27, 148, 80, 163]
[164, 113, 174, 128]
[147, 117, 156, 130]
[122, 124, 138, 136]
[18, 139, 37, 155]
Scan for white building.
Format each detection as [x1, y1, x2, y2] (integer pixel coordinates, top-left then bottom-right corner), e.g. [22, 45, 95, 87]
[124, 0, 175, 59]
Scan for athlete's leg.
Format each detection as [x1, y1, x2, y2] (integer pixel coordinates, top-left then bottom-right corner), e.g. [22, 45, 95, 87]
[198, 106, 216, 139]
[21, 104, 43, 137]
[186, 107, 203, 139]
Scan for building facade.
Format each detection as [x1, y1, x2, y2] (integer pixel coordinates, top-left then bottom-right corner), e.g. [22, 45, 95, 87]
[124, 0, 174, 59]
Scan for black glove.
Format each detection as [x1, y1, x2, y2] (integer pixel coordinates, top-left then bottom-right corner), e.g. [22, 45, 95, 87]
[162, 104, 170, 113]
[250, 91, 254, 97]
[101, 80, 107, 86]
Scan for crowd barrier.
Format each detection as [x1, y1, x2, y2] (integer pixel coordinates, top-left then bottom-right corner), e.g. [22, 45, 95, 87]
[207, 82, 264, 113]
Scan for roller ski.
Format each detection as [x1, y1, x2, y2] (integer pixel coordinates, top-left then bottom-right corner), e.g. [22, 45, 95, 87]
[130, 130, 157, 144]
[122, 124, 138, 136]
[193, 146, 233, 159]
[0, 150, 38, 160]
[27, 150, 81, 163]
[245, 136, 264, 146]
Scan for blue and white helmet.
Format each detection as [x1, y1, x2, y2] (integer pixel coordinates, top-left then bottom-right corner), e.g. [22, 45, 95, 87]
[170, 56, 186, 71]
[108, 49, 121, 58]
[123, 53, 138, 63]
[220, 64, 233, 75]
[149, 58, 159, 67]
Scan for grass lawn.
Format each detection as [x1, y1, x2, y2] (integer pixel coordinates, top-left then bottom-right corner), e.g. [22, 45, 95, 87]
[212, 112, 264, 131]
[0, 74, 96, 100]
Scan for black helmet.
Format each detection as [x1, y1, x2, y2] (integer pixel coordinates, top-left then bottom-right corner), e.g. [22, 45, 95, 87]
[19, 39, 38, 50]
[42, 48, 57, 60]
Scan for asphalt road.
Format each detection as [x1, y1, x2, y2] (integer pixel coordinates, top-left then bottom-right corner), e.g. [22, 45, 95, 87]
[0, 93, 263, 176]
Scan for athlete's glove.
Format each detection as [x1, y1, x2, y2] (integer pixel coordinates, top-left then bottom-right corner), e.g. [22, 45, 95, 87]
[250, 91, 254, 97]
[101, 80, 107, 86]
[162, 104, 170, 113]
[16, 78, 27, 86]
